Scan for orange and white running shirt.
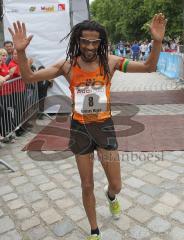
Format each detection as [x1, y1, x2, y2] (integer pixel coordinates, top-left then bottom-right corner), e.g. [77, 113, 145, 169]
[69, 64, 111, 123]
[69, 58, 128, 123]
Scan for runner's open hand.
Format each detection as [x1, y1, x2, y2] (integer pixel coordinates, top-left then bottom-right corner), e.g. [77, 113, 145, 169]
[8, 21, 33, 51]
[149, 13, 167, 42]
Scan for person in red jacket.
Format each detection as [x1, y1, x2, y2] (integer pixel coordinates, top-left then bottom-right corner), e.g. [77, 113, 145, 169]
[0, 48, 15, 139]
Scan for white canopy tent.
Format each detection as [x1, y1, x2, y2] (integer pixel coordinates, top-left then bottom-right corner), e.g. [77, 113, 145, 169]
[3, 0, 89, 113]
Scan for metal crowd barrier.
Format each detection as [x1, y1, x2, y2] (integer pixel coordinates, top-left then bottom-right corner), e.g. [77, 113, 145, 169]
[157, 52, 183, 80]
[0, 77, 39, 171]
[179, 53, 184, 81]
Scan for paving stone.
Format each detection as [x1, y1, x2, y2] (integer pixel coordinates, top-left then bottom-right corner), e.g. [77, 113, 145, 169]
[170, 210, 184, 224]
[169, 226, 184, 240]
[55, 198, 75, 210]
[40, 208, 61, 224]
[156, 160, 172, 167]
[159, 181, 179, 191]
[66, 206, 86, 221]
[42, 237, 57, 240]
[7, 199, 25, 210]
[0, 185, 13, 196]
[59, 163, 73, 170]
[71, 174, 81, 183]
[22, 163, 36, 170]
[102, 228, 122, 240]
[16, 183, 36, 194]
[32, 200, 49, 212]
[41, 164, 55, 170]
[61, 180, 77, 189]
[129, 225, 150, 239]
[2, 193, 18, 201]
[47, 189, 66, 200]
[140, 184, 163, 197]
[150, 238, 163, 240]
[96, 205, 110, 219]
[122, 187, 140, 198]
[52, 173, 67, 182]
[61, 231, 85, 240]
[0, 216, 15, 234]
[39, 182, 57, 191]
[52, 219, 75, 237]
[157, 169, 179, 180]
[0, 209, 3, 217]
[21, 216, 40, 231]
[0, 229, 21, 240]
[124, 177, 146, 188]
[69, 186, 82, 199]
[45, 168, 59, 174]
[31, 175, 50, 185]
[14, 208, 32, 220]
[178, 202, 184, 211]
[10, 176, 28, 186]
[26, 169, 42, 177]
[132, 169, 149, 177]
[159, 192, 181, 207]
[152, 203, 173, 216]
[147, 217, 171, 233]
[118, 196, 132, 210]
[169, 165, 184, 174]
[113, 215, 131, 231]
[180, 177, 184, 184]
[127, 207, 152, 223]
[24, 191, 43, 203]
[174, 159, 184, 166]
[136, 194, 154, 205]
[142, 163, 162, 172]
[27, 225, 47, 240]
[142, 174, 164, 185]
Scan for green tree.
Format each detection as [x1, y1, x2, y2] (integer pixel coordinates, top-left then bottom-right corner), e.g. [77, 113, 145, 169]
[90, 0, 184, 43]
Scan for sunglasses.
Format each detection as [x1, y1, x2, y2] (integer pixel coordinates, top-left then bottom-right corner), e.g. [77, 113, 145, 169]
[80, 37, 101, 46]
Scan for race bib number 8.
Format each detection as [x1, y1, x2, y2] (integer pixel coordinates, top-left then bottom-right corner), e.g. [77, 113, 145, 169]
[74, 86, 107, 114]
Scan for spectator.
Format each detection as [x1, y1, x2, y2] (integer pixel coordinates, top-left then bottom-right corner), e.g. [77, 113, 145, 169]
[8, 49, 21, 78]
[131, 40, 140, 61]
[0, 49, 11, 81]
[148, 40, 153, 53]
[118, 40, 124, 56]
[125, 42, 131, 59]
[8, 49, 27, 136]
[4, 41, 14, 65]
[140, 41, 148, 61]
[170, 40, 177, 52]
[0, 48, 15, 141]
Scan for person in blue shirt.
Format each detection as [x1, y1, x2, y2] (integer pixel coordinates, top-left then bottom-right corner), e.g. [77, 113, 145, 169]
[131, 40, 140, 61]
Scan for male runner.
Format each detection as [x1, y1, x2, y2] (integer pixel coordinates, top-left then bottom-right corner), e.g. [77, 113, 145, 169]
[9, 13, 167, 240]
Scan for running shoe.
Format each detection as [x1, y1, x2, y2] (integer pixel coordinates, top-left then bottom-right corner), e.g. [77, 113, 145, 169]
[86, 233, 102, 240]
[104, 185, 122, 220]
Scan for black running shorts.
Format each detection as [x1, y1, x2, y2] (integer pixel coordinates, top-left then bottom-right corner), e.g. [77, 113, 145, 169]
[69, 118, 118, 155]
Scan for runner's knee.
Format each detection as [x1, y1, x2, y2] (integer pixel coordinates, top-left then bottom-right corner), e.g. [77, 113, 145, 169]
[81, 182, 94, 195]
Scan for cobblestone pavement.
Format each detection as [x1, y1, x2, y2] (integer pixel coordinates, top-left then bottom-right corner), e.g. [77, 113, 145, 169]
[0, 72, 184, 240]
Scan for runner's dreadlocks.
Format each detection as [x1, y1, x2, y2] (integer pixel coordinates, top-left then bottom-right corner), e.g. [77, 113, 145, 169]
[61, 20, 110, 79]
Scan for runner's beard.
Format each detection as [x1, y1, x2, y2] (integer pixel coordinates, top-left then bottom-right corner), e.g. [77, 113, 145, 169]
[81, 51, 98, 62]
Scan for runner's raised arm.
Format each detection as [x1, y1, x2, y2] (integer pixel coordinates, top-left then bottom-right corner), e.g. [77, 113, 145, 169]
[8, 21, 68, 83]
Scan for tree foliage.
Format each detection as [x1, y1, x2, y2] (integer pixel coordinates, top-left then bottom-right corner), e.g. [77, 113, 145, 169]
[90, 0, 184, 43]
